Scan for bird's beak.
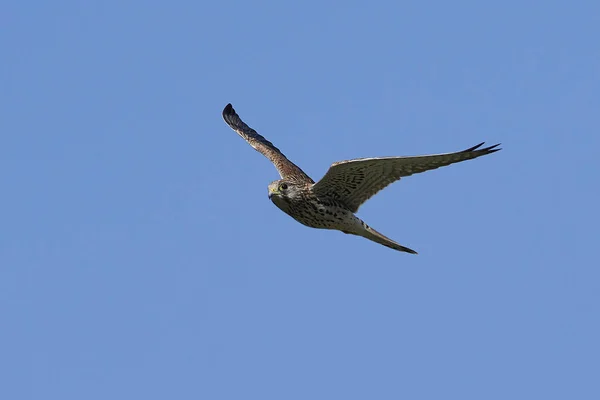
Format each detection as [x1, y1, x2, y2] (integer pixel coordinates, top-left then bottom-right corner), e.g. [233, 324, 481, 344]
[268, 187, 277, 199]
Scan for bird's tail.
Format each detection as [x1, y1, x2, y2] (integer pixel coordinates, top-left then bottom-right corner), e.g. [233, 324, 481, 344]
[358, 224, 418, 254]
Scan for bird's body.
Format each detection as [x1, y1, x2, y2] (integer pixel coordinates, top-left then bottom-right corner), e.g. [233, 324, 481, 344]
[222, 103, 500, 254]
[266, 179, 417, 253]
[268, 181, 357, 231]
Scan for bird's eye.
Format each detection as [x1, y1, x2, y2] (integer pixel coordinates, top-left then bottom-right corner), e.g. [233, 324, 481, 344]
[280, 183, 288, 191]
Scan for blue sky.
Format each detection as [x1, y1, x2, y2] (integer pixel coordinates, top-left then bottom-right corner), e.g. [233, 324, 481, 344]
[2, 1, 599, 399]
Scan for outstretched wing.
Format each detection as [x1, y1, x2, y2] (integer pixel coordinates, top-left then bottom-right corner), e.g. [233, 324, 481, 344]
[312, 143, 500, 212]
[222, 104, 313, 183]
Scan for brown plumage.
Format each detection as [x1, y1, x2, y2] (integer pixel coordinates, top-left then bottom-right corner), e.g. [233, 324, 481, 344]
[222, 103, 500, 254]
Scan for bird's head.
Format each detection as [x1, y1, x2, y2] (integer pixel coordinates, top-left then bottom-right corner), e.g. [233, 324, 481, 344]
[267, 179, 303, 208]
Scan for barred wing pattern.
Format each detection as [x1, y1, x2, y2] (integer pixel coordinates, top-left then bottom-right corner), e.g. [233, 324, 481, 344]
[222, 104, 314, 183]
[312, 143, 500, 212]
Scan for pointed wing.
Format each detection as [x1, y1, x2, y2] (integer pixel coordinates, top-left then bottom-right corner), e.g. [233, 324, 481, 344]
[312, 143, 500, 212]
[222, 104, 313, 183]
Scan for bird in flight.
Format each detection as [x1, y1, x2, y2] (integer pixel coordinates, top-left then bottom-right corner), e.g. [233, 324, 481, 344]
[222, 103, 500, 254]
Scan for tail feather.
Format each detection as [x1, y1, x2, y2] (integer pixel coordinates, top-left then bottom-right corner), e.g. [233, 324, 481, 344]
[359, 225, 418, 254]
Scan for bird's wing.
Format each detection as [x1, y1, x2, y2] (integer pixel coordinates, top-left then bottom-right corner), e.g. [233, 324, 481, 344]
[312, 143, 500, 212]
[222, 104, 314, 183]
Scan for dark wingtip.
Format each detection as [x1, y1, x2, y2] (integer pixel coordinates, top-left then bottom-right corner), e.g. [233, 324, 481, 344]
[483, 143, 502, 154]
[397, 245, 418, 254]
[223, 103, 234, 116]
[464, 142, 485, 152]
[464, 142, 502, 154]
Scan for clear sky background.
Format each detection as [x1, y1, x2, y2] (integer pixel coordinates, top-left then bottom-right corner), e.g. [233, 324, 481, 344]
[2, 1, 599, 399]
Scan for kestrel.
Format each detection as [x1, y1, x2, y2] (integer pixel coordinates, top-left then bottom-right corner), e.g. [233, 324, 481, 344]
[222, 103, 500, 254]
